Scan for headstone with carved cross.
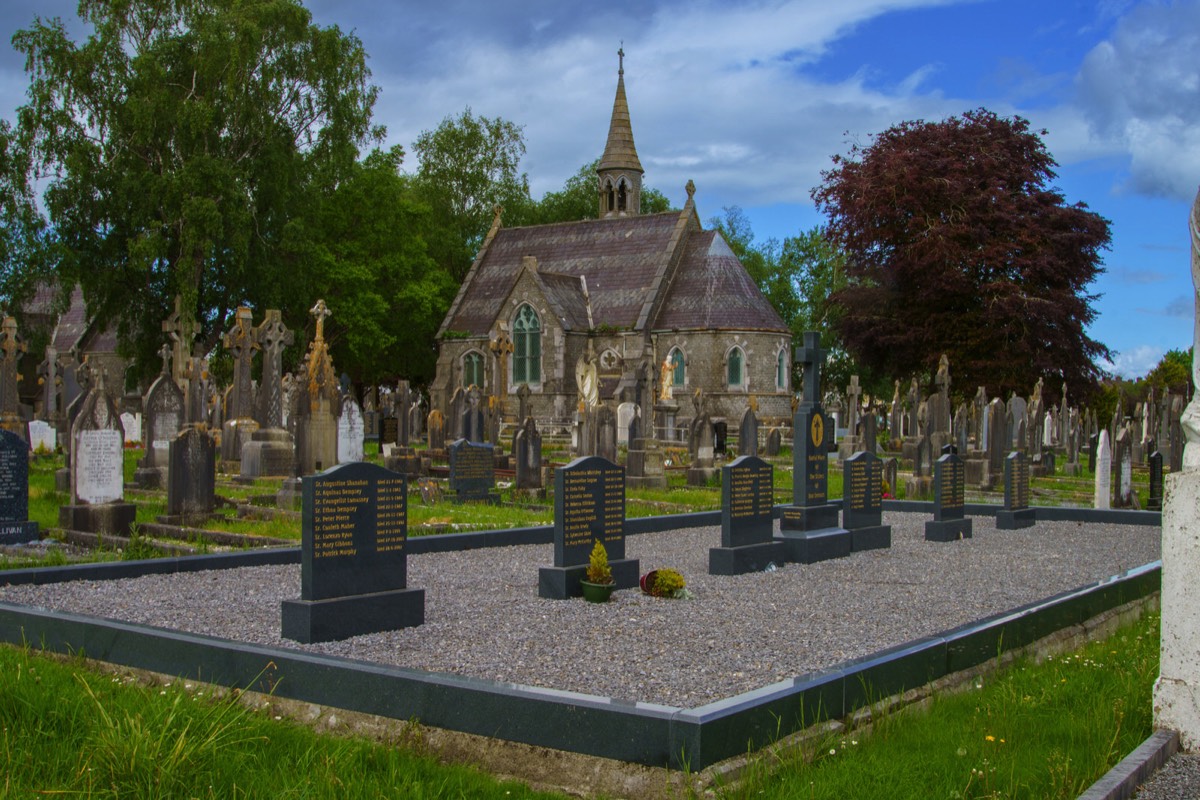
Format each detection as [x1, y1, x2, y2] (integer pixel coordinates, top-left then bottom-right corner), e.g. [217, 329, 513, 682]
[779, 331, 851, 563]
[161, 294, 197, 388]
[61, 369, 136, 535]
[37, 344, 60, 423]
[837, 375, 863, 461]
[0, 316, 26, 440]
[240, 309, 296, 479]
[489, 329, 514, 421]
[295, 299, 340, 475]
[220, 307, 261, 461]
[134, 343, 184, 488]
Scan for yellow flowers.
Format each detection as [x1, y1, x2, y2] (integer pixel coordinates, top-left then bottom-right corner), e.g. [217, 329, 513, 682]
[985, 735, 995, 742]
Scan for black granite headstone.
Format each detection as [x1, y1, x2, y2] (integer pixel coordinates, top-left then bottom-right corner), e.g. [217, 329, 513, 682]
[538, 456, 638, 599]
[841, 450, 890, 550]
[778, 402, 851, 562]
[0, 429, 38, 544]
[766, 427, 781, 457]
[1088, 432, 1099, 474]
[281, 460, 423, 643]
[166, 427, 215, 519]
[710, 456, 784, 574]
[738, 408, 759, 457]
[380, 416, 399, 446]
[1148, 450, 1163, 511]
[996, 450, 1035, 529]
[448, 439, 497, 503]
[514, 417, 543, 490]
[713, 421, 728, 454]
[925, 452, 972, 541]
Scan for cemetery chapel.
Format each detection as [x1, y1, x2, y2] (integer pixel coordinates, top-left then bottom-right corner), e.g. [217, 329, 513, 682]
[431, 53, 792, 429]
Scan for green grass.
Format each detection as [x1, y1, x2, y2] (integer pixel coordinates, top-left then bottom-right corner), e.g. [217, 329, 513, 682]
[0, 643, 569, 799]
[723, 610, 1160, 799]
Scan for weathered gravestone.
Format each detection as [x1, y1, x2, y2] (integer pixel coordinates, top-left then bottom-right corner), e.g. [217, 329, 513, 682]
[713, 420, 728, 454]
[687, 415, 718, 486]
[538, 456, 639, 599]
[462, 387, 485, 444]
[380, 415, 399, 446]
[281, 461, 424, 643]
[166, 426, 216, 520]
[1088, 432, 1099, 475]
[1094, 430, 1112, 510]
[766, 427, 782, 457]
[448, 439, 497, 503]
[337, 394, 365, 463]
[996, 450, 1035, 529]
[27, 420, 55, 454]
[295, 300, 340, 475]
[220, 306, 260, 463]
[710, 455, 784, 574]
[240, 309, 296, 479]
[617, 402, 637, 446]
[135, 346, 183, 489]
[61, 372, 136, 535]
[738, 406, 759, 457]
[842, 450, 891, 551]
[0, 316, 27, 441]
[1148, 451, 1163, 512]
[0, 429, 38, 544]
[925, 452, 972, 541]
[882, 456, 898, 499]
[860, 412, 878, 456]
[626, 431, 667, 491]
[426, 409, 446, 451]
[1113, 428, 1137, 508]
[597, 405, 618, 464]
[514, 417, 543, 491]
[778, 332, 851, 563]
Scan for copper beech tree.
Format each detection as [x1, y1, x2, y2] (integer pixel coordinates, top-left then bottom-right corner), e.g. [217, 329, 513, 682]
[813, 108, 1113, 402]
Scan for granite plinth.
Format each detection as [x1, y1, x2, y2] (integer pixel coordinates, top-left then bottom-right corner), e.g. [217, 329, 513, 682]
[537, 558, 639, 600]
[133, 466, 165, 489]
[240, 429, 295, 479]
[924, 518, 973, 542]
[850, 525, 892, 551]
[708, 541, 787, 575]
[995, 508, 1036, 530]
[779, 503, 840, 531]
[0, 521, 38, 545]
[58, 502, 136, 535]
[281, 588, 425, 644]
[777, 528, 852, 564]
[686, 466, 718, 486]
[54, 468, 70, 493]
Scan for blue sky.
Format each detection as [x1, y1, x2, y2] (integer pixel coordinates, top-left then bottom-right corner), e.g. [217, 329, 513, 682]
[1, 0, 1196, 380]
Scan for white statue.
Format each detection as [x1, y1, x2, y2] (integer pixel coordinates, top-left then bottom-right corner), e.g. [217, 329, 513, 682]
[1183, 186, 1200, 469]
[575, 347, 599, 410]
[659, 355, 673, 401]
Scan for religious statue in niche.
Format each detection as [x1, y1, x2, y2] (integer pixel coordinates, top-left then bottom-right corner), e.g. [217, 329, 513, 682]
[1183, 185, 1200, 469]
[659, 354, 673, 401]
[575, 345, 599, 410]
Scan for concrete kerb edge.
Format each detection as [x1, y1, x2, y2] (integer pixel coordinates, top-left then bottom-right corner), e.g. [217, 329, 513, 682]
[1077, 729, 1179, 800]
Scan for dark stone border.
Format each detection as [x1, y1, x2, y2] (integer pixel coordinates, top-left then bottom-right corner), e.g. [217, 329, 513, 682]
[0, 538, 1161, 771]
[1078, 729, 1179, 800]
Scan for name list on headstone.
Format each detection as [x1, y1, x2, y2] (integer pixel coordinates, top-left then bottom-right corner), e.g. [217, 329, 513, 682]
[554, 456, 626, 567]
[75, 429, 124, 504]
[721, 455, 774, 547]
[1004, 450, 1030, 511]
[843, 451, 882, 529]
[925, 452, 972, 541]
[301, 461, 408, 601]
[0, 429, 38, 543]
[448, 439, 495, 502]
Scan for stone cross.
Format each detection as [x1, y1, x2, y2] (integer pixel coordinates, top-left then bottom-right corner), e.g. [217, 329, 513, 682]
[256, 309, 293, 429]
[935, 353, 951, 397]
[846, 375, 862, 430]
[37, 345, 59, 419]
[185, 355, 207, 426]
[158, 342, 172, 376]
[161, 294, 196, 386]
[516, 382, 531, 421]
[489, 330, 514, 417]
[222, 306, 258, 420]
[794, 331, 827, 406]
[0, 317, 26, 418]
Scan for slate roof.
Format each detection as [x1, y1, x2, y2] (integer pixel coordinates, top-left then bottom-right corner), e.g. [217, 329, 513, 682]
[655, 231, 788, 332]
[440, 211, 788, 337]
[598, 66, 642, 174]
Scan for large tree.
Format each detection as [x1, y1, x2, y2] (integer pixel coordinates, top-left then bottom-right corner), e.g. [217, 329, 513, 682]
[13, 0, 381, 383]
[527, 159, 672, 225]
[813, 108, 1113, 400]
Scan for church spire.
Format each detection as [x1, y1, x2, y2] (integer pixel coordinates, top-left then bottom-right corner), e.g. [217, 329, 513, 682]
[598, 47, 644, 218]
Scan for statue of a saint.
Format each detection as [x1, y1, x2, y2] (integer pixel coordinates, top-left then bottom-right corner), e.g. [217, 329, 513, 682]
[575, 348, 599, 410]
[1183, 186, 1200, 469]
[659, 355, 673, 401]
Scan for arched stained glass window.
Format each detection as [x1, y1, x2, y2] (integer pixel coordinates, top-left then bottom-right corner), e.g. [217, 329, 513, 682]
[670, 348, 685, 387]
[776, 349, 788, 390]
[463, 351, 484, 389]
[513, 305, 541, 384]
[727, 347, 745, 387]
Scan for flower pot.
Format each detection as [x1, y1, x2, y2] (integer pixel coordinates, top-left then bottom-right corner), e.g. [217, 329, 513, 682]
[640, 570, 659, 596]
[580, 580, 615, 603]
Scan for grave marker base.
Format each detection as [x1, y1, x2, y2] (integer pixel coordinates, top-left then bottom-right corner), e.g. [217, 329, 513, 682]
[0, 521, 39, 545]
[924, 518, 973, 542]
[686, 466, 718, 487]
[708, 541, 787, 575]
[995, 508, 1036, 530]
[777, 528, 851, 564]
[537, 558, 639, 600]
[779, 503, 840, 531]
[58, 502, 136, 536]
[133, 465, 165, 489]
[850, 525, 891, 551]
[281, 588, 425, 644]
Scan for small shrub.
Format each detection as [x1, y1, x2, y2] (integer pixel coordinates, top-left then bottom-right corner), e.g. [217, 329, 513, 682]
[585, 540, 613, 584]
[651, 568, 686, 598]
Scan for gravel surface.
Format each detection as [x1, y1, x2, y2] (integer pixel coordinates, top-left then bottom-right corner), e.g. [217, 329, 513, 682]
[0, 513, 1159, 709]
[1135, 753, 1200, 799]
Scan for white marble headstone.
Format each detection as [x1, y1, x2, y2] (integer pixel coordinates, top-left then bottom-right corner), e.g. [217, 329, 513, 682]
[74, 428, 124, 504]
[617, 402, 636, 445]
[337, 398, 364, 463]
[27, 420, 56, 453]
[1093, 429, 1112, 510]
[121, 412, 142, 444]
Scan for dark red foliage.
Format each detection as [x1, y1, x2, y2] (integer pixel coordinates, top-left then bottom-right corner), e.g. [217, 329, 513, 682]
[812, 109, 1112, 401]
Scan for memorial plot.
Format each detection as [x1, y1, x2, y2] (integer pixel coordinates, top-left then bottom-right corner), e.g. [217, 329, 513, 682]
[996, 451, 1035, 529]
[841, 451, 891, 551]
[282, 461, 424, 643]
[709, 456, 784, 574]
[0, 429, 38, 544]
[448, 439, 498, 503]
[538, 456, 639, 599]
[925, 452, 973, 541]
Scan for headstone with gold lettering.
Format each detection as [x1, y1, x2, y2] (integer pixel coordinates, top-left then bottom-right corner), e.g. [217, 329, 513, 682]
[448, 439, 497, 503]
[538, 456, 639, 599]
[925, 452, 972, 541]
[996, 450, 1035, 529]
[281, 461, 423, 643]
[710, 455, 784, 574]
[778, 332, 851, 563]
[0, 429, 38, 544]
[842, 450, 891, 550]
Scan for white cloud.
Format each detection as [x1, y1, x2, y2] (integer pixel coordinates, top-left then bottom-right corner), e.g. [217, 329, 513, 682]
[1102, 344, 1164, 378]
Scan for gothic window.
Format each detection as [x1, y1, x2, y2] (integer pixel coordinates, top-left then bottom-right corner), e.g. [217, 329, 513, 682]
[512, 304, 541, 384]
[462, 351, 484, 389]
[617, 178, 627, 212]
[727, 346, 745, 388]
[606, 180, 615, 214]
[670, 347, 685, 387]
[776, 348, 788, 390]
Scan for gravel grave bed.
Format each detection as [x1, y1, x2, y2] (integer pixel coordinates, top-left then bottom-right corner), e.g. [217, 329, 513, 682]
[0, 512, 1160, 709]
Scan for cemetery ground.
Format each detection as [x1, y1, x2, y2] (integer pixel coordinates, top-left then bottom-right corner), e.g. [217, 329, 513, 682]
[3, 440, 1153, 568]
[0, 606, 1160, 798]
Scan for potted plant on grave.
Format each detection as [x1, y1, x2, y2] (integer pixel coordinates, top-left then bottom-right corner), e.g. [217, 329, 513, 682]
[640, 568, 689, 598]
[581, 540, 615, 603]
